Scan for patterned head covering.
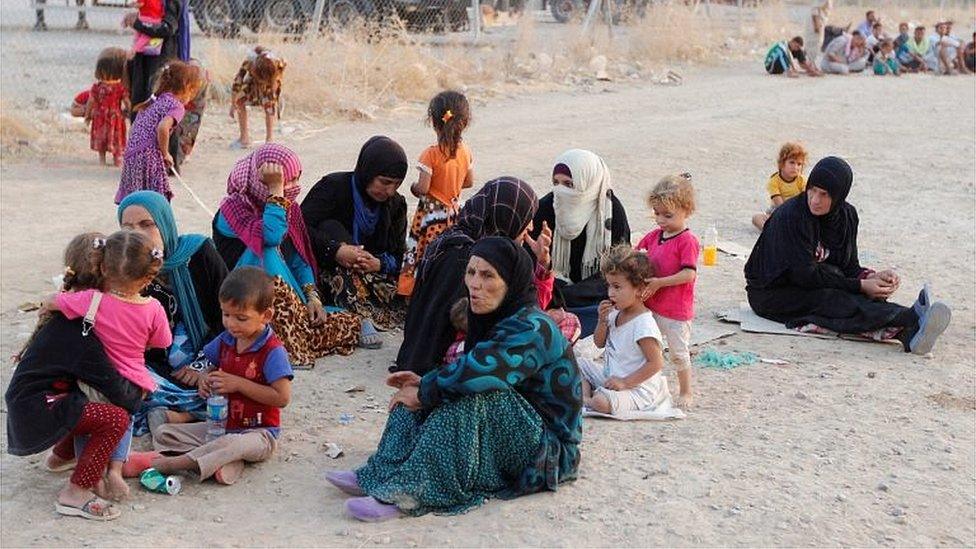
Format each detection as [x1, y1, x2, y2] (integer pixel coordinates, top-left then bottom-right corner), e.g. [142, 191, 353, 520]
[219, 143, 317, 276]
[418, 176, 538, 280]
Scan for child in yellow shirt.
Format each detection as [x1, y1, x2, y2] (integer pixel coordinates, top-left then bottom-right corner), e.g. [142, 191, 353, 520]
[752, 142, 808, 230]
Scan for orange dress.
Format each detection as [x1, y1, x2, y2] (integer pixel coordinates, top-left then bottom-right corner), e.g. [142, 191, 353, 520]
[397, 142, 473, 297]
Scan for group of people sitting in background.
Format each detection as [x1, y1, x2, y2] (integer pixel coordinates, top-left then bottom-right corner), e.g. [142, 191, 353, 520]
[766, 2, 975, 77]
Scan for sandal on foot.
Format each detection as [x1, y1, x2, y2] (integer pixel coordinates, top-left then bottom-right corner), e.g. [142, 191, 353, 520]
[910, 301, 951, 355]
[325, 470, 364, 496]
[345, 496, 400, 522]
[912, 283, 932, 317]
[55, 497, 120, 521]
[359, 320, 383, 350]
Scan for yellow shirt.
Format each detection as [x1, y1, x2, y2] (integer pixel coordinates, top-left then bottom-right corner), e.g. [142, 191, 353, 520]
[766, 171, 806, 200]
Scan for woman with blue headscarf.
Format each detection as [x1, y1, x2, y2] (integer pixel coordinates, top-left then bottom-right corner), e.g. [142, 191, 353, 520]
[118, 191, 227, 435]
[301, 136, 409, 333]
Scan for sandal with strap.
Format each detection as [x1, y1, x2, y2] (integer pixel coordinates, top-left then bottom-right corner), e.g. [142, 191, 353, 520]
[55, 496, 121, 521]
[359, 319, 383, 350]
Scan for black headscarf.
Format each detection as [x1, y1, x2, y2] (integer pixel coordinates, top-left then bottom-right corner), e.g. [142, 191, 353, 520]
[745, 156, 861, 289]
[353, 136, 408, 207]
[464, 237, 538, 349]
[418, 176, 538, 280]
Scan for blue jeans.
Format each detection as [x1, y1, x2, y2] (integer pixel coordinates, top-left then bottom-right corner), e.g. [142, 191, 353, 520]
[75, 419, 133, 462]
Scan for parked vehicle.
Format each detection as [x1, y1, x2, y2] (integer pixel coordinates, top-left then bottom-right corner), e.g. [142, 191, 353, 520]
[189, 0, 469, 36]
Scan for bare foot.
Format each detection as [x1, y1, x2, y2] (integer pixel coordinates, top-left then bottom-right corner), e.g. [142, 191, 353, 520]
[92, 477, 112, 501]
[151, 454, 195, 475]
[45, 452, 75, 472]
[104, 469, 130, 501]
[59, 482, 97, 508]
[674, 393, 694, 409]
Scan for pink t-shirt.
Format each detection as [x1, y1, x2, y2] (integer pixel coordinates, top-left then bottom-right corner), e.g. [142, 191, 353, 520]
[636, 228, 700, 321]
[56, 290, 172, 392]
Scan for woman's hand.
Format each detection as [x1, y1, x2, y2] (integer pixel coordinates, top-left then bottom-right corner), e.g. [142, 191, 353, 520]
[259, 162, 285, 197]
[354, 251, 381, 274]
[307, 300, 327, 327]
[386, 371, 422, 389]
[335, 244, 364, 269]
[525, 220, 552, 268]
[871, 269, 901, 292]
[172, 367, 202, 388]
[860, 278, 895, 300]
[196, 373, 211, 398]
[388, 385, 421, 412]
[163, 152, 175, 170]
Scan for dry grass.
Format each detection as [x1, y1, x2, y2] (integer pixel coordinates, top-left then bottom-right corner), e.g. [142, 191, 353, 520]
[0, 106, 42, 157]
[2, 0, 972, 154]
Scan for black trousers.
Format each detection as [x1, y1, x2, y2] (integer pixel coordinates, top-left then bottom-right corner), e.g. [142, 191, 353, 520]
[747, 285, 917, 335]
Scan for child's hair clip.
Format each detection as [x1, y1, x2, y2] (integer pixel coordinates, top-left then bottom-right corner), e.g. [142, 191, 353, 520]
[680, 172, 692, 180]
[441, 110, 454, 123]
[64, 266, 76, 277]
[92, 238, 106, 249]
[151, 248, 165, 260]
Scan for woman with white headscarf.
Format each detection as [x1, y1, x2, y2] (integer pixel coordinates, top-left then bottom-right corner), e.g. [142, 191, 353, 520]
[531, 149, 631, 335]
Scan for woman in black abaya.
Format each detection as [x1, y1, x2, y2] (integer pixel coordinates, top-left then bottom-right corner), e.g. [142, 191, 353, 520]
[744, 156, 951, 355]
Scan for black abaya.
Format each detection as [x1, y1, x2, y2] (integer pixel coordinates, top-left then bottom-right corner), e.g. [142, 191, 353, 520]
[744, 156, 917, 338]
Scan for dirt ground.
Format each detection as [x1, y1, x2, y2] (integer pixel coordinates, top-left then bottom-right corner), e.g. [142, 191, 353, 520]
[1, 60, 975, 546]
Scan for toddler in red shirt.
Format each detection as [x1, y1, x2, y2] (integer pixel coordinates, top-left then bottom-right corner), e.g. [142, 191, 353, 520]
[636, 174, 699, 408]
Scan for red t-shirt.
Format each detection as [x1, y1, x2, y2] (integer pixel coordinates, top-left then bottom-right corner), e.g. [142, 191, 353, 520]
[636, 228, 700, 321]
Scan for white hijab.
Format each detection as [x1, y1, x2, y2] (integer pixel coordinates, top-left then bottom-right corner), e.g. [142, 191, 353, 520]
[551, 149, 613, 281]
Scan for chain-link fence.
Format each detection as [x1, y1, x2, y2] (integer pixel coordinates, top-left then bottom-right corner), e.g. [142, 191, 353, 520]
[1, 0, 970, 135]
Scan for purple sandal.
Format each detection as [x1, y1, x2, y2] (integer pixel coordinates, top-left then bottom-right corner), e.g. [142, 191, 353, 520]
[345, 497, 401, 522]
[325, 470, 364, 496]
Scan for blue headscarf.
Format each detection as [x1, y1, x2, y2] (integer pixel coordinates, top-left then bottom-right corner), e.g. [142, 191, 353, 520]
[118, 191, 209, 351]
[350, 174, 379, 245]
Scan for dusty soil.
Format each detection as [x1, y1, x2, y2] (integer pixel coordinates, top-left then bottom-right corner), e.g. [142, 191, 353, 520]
[1, 61, 975, 546]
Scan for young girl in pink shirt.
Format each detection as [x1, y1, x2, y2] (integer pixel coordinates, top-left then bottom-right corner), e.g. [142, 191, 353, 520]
[636, 174, 700, 408]
[43, 229, 172, 501]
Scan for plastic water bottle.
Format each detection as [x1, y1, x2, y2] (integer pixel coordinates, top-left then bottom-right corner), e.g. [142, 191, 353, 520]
[206, 395, 228, 442]
[703, 226, 718, 266]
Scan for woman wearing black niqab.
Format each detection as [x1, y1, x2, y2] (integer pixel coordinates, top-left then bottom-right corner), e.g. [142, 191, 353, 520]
[744, 156, 951, 355]
[301, 136, 410, 331]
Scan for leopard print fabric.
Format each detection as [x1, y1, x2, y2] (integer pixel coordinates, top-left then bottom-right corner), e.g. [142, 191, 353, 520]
[271, 277, 360, 367]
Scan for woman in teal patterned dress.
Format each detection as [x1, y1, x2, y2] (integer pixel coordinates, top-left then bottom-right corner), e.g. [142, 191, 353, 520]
[326, 236, 582, 521]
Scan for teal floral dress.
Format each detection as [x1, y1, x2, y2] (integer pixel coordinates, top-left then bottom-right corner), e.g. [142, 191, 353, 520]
[356, 306, 582, 516]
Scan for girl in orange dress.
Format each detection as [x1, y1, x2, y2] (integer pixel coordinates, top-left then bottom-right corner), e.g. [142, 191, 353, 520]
[397, 91, 474, 297]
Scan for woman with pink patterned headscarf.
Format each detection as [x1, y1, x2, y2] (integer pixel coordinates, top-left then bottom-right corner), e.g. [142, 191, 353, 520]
[212, 143, 361, 367]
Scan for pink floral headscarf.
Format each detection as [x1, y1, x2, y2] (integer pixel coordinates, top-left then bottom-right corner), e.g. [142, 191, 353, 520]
[219, 143, 317, 276]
